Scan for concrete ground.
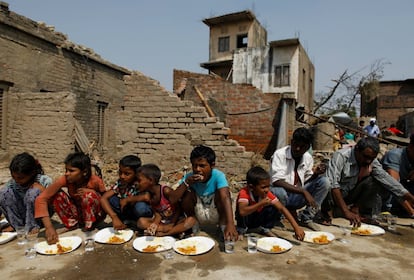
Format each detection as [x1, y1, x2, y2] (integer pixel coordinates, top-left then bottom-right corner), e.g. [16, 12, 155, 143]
[1, 216, 414, 280]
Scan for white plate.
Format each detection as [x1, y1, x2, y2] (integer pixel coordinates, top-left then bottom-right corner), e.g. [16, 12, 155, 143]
[303, 231, 335, 244]
[94, 227, 134, 244]
[173, 236, 215, 256]
[35, 236, 82, 255]
[0, 218, 8, 227]
[133, 236, 176, 253]
[0, 232, 17, 245]
[351, 224, 385, 236]
[257, 237, 293, 254]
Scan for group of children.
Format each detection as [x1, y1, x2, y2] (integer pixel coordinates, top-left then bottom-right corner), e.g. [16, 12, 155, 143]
[0, 145, 306, 246]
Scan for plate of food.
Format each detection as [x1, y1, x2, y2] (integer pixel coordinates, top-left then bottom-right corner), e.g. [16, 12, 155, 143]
[94, 227, 134, 244]
[303, 231, 335, 244]
[257, 237, 293, 254]
[133, 236, 176, 253]
[173, 236, 215, 256]
[35, 236, 82, 255]
[351, 224, 385, 236]
[0, 232, 17, 245]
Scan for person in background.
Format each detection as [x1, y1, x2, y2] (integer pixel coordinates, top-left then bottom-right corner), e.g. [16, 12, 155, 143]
[363, 118, 380, 138]
[0, 152, 52, 233]
[381, 134, 414, 218]
[269, 127, 330, 231]
[35, 152, 106, 244]
[100, 155, 152, 230]
[169, 145, 238, 241]
[235, 166, 305, 240]
[323, 136, 414, 227]
[136, 164, 196, 237]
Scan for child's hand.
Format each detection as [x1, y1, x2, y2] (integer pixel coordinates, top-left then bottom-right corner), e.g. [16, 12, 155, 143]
[260, 197, 272, 206]
[146, 223, 158, 236]
[187, 174, 205, 185]
[112, 216, 127, 230]
[294, 227, 305, 241]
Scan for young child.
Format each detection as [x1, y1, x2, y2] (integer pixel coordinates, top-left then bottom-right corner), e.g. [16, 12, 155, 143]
[0, 152, 52, 233]
[100, 155, 152, 230]
[236, 166, 305, 240]
[169, 145, 238, 241]
[136, 164, 196, 236]
[35, 152, 106, 244]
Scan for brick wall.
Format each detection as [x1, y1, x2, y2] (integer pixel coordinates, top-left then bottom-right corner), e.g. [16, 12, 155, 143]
[0, 10, 130, 157]
[174, 70, 281, 154]
[6, 92, 76, 172]
[116, 71, 255, 177]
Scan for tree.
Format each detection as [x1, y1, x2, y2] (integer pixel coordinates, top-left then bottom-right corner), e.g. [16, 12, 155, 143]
[313, 59, 390, 117]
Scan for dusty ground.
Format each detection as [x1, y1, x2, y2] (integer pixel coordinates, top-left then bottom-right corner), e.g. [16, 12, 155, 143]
[1, 163, 414, 280]
[1, 216, 414, 280]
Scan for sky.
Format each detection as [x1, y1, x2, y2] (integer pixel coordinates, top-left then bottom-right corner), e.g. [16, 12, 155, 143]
[4, 0, 414, 95]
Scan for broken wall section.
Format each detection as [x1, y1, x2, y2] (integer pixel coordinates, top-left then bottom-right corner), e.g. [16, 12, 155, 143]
[174, 70, 281, 154]
[116, 71, 255, 178]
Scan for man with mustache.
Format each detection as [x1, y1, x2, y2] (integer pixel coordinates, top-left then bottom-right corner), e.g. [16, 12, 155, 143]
[324, 136, 414, 227]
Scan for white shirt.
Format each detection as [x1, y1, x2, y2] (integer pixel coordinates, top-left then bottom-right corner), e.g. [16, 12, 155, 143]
[269, 145, 314, 188]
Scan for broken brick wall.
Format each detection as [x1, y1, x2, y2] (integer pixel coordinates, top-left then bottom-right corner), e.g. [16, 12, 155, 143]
[0, 7, 129, 160]
[174, 70, 281, 154]
[115, 71, 256, 178]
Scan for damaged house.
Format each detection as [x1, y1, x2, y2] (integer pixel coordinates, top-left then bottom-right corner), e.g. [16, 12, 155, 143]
[0, 2, 253, 178]
[173, 10, 315, 159]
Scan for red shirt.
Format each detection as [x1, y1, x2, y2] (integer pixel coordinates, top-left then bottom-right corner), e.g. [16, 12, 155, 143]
[237, 186, 278, 212]
[35, 175, 106, 218]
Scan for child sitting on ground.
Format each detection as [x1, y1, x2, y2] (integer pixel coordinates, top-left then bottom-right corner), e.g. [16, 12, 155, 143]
[169, 145, 238, 241]
[35, 152, 106, 244]
[0, 152, 52, 233]
[236, 166, 305, 240]
[136, 164, 196, 237]
[100, 155, 153, 230]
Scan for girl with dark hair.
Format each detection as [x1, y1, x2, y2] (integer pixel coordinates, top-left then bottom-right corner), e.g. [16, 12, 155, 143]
[35, 152, 106, 244]
[0, 152, 52, 233]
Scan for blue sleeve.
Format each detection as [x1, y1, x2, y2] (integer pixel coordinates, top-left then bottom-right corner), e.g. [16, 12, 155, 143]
[381, 149, 402, 172]
[214, 170, 229, 189]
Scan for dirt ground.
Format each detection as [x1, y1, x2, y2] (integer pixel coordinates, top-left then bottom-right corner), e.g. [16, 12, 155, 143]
[1, 215, 414, 280]
[1, 164, 414, 280]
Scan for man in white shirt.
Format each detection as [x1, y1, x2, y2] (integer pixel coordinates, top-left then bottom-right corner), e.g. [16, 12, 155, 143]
[270, 127, 330, 231]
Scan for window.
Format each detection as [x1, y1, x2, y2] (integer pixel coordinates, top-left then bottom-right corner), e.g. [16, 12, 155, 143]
[97, 101, 108, 146]
[302, 69, 306, 90]
[218, 36, 230, 52]
[274, 65, 290, 87]
[237, 34, 248, 48]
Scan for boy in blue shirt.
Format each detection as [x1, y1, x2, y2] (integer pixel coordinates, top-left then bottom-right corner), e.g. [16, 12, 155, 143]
[170, 145, 238, 241]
